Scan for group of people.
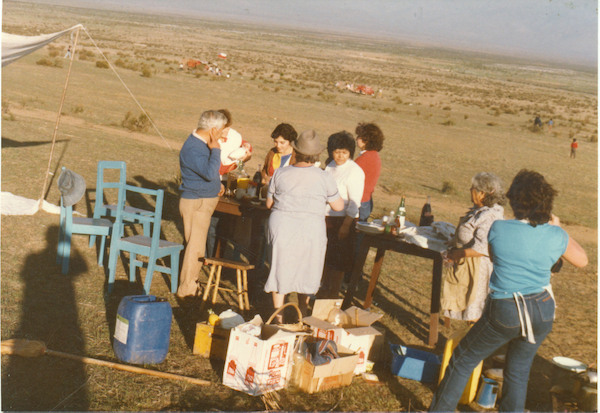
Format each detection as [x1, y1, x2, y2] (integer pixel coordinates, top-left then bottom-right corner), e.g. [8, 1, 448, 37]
[176, 110, 385, 314]
[176, 109, 588, 412]
[433, 170, 587, 411]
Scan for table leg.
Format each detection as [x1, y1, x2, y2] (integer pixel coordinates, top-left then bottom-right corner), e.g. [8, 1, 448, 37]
[363, 248, 386, 309]
[342, 236, 371, 309]
[428, 256, 443, 347]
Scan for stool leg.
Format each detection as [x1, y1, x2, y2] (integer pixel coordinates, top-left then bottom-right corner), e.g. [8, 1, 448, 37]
[236, 269, 244, 310]
[242, 270, 250, 310]
[201, 264, 217, 306]
[212, 265, 222, 304]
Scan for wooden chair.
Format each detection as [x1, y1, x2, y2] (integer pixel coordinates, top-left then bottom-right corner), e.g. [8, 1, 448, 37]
[200, 257, 254, 311]
[107, 184, 183, 294]
[57, 168, 113, 274]
[89, 160, 153, 247]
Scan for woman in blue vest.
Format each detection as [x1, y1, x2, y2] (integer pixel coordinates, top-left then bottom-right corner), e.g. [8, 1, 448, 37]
[430, 169, 588, 412]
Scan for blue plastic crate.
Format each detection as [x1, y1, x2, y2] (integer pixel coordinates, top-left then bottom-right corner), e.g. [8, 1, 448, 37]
[390, 343, 441, 382]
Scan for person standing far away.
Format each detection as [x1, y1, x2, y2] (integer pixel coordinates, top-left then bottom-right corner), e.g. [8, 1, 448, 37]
[64, 45, 72, 59]
[547, 118, 554, 131]
[176, 110, 227, 300]
[570, 138, 578, 158]
[354, 122, 384, 221]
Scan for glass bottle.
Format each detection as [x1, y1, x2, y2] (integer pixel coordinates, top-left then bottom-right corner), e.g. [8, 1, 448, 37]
[419, 196, 434, 226]
[396, 196, 406, 229]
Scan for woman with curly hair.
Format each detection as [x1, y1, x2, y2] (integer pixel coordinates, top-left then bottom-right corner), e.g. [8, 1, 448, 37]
[442, 172, 506, 322]
[320, 131, 365, 298]
[430, 169, 587, 412]
[354, 122, 384, 221]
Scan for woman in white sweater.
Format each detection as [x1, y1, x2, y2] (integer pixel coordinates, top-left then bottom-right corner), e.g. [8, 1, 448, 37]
[319, 131, 365, 298]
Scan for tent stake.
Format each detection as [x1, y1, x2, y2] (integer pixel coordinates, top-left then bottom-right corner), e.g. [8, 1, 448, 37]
[39, 26, 81, 207]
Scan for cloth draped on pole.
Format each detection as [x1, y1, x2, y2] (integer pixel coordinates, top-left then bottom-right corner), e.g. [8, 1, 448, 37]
[2, 24, 83, 67]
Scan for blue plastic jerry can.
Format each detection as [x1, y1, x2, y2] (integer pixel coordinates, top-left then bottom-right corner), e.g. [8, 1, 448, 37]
[113, 295, 172, 364]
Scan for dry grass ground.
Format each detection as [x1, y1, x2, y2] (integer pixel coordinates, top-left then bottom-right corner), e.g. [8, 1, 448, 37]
[1, 1, 597, 411]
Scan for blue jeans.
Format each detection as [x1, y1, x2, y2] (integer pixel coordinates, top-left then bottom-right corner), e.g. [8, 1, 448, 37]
[429, 290, 554, 412]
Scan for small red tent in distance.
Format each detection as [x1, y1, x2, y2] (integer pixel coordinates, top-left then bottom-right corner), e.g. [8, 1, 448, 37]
[218, 53, 227, 59]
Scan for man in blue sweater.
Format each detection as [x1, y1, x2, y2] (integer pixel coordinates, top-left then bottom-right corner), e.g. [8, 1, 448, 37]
[177, 110, 227, 298]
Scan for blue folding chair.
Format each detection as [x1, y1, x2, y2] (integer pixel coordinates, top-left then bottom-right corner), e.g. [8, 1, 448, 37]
[57, 167, 113, 274]
[107, 184, 183, 294]
[89, 161, 153, 247]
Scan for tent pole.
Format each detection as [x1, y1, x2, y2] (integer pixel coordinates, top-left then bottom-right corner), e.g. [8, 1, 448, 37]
[39, 27, 81, 207]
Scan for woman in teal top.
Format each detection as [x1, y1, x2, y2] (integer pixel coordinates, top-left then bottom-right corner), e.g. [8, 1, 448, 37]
[430, 170, 587, 412]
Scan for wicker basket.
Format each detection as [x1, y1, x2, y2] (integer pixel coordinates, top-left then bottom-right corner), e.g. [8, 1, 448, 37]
[265, 302, 311, 333]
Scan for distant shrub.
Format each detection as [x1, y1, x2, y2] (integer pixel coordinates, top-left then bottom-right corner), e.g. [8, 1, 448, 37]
[96, 60, 109, 69]
[141, 67, 152, 78]
[487, 122, 497, 127]
[49, 49, 60, 58]
[442, 106, 451, 111]
[464, 114, 469, 120]
[441, 120, 455, 126]
[121, 111, 150, 132]
[72, 105, 84, 114]
[382, 107, 396, 113]
[416, 110, 421, 116]
[78, 49, 95, 61]
[441, 181, 455, 194]
[589, 134, 597, 143]
[36, 58, 62, 68]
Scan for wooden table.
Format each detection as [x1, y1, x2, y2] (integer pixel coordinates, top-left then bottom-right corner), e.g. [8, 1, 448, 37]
[212, 196, 270, 266]
[342, 232, 444, 347]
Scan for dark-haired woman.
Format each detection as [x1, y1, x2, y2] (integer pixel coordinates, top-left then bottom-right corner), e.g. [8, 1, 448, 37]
[264, 130, 343, 319]
[354, 122, 384, 221]
[430, 169, 587, 412]
[320, 131, 365, 298]
[261, 123, 298, 185]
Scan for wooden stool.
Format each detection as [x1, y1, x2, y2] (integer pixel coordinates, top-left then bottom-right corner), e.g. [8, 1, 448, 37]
[200, 257, 254, 311]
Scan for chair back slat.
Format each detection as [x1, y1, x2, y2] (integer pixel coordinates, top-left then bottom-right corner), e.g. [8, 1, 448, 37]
[94, 160, 126, 216]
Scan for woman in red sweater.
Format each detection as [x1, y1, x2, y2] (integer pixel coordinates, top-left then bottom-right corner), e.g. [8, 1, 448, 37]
[354, 122, 384, 221]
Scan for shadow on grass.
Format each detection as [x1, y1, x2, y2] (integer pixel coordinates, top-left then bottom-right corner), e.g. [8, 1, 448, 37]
[2, 225, 90, 410]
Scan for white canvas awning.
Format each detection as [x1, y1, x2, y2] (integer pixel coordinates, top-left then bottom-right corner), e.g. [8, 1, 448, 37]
[2, 24, 83, 67]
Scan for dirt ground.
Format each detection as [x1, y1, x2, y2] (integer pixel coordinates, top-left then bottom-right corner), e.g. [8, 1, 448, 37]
[1, 1, 597, 411]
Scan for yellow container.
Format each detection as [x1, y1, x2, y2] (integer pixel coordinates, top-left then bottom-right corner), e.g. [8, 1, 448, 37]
[438, 326, 483, 405]
[193, 322, 231, 360]
[237, 177, 251, 189]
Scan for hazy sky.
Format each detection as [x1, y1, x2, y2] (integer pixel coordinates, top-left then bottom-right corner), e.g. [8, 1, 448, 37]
[11, 0, 599, 66]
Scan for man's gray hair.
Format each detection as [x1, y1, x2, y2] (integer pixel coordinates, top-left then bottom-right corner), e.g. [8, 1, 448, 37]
[197, 110, 227, 130]
[472, 172, 506, 207]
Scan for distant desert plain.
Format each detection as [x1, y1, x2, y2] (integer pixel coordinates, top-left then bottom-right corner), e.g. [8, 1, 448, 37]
[1, 1, 597, 411]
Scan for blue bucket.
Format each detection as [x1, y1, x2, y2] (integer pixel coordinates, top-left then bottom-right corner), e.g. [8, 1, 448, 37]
[113, 295, 172, 364]
[476, 377, 499, 409]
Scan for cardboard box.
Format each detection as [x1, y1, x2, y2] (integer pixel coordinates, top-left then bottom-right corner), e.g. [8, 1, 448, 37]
[193, 322, 231, 360]
[303, 299, 383, 375]
[296, 344, 359, 393]
[390, 343, 441, 383]
[340, 325, 385, 374]
[222, 316, 298, 395]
